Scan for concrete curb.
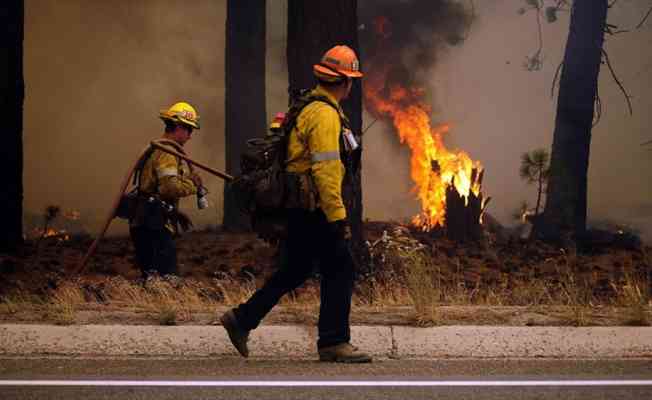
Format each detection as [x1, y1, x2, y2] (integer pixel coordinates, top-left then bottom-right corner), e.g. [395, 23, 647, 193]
[1, 325, 651, 359]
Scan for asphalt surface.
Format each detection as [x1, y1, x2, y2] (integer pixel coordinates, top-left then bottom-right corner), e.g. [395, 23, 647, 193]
[1, 358, 651, 399]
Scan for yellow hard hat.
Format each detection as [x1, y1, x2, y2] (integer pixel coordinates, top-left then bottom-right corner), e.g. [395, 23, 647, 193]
[159, 102, 201, 129]
[313, 45, 363, 82]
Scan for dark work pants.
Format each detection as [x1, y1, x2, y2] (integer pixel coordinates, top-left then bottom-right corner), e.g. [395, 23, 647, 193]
[129, 226, 177, 278]
[234, 209, 355, 349]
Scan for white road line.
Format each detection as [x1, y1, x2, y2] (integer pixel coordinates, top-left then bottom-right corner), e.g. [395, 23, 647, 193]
[0, 380, 652, 387]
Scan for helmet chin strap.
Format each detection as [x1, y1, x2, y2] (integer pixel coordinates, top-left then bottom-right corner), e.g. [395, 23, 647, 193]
[317, 63, 347, 81]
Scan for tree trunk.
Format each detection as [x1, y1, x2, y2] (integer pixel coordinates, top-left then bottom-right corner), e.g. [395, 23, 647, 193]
[0, 1, 24, 253]
[535, 0, 607, 243]
[287, 0, 365, 256]
[223, 0, 266, 231]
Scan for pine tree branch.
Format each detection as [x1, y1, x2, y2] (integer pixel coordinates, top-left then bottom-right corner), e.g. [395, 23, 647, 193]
[636, 6, 652, 29]
[525, 2, 545, 71]
[604, 23, 629, 35]
[601, 48, 633, 115]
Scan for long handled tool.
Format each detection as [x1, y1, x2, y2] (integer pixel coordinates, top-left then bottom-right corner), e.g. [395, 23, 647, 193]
[149, 141, 233, 181]
[75, 140, 232, 275]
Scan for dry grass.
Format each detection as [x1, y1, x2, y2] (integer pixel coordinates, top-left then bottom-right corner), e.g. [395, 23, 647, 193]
[611, 271, 649, 326]
[214, 274, 258, 307]
[44, 282, 85, 325]
[1, 236, 650, 327]
[361, 228, 651, 326]
[402, 248, 441, 326]
[371, 230, 442, 326]
[354, 278, 411, 308]
[554, 250, 594, 326]
[158, 305, 178, 326]
[0, 293, 38, 315]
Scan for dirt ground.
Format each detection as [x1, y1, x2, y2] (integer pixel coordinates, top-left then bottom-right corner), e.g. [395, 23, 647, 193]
[0, 221, 650, 327]
[3, 303, 648, 327]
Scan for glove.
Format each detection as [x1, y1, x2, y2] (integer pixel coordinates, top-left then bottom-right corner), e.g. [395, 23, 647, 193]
[329, 219, 353, 260]
[329, 219, 352, 241]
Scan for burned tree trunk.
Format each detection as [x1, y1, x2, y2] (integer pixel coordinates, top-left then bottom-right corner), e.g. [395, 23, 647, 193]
[287, 0, 365, 256]
[0, 1, 24, 253]
[444, 169, 487, 243]
[223, 0, 266, 231]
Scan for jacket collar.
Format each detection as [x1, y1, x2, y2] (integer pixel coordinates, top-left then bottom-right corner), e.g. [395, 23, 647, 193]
[313, 85, 343, 112]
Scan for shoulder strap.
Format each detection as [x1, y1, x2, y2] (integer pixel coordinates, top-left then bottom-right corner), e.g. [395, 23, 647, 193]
[281, 90, 350, 166]
[132, 146, 157, 189]
[304, 94, 350, 130]
[132, 139, 188, 190]
[284, 92, 347, 134]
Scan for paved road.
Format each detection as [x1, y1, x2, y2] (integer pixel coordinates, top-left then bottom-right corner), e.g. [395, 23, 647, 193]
[1, 357, 651, 399]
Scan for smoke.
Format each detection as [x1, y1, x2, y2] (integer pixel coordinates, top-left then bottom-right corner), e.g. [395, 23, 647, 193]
[357, 0, 651, 243]
[23, 1, 652, 243]
[357, 0, 474, 224]
[359, 0, 471, 102]
[24, 0, 226, 235]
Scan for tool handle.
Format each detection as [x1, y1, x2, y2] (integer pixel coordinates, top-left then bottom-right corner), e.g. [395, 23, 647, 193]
[150, 141, 233, 181]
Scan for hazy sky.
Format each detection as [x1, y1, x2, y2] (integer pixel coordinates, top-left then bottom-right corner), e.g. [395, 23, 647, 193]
[24, 0, 652, 240]
[24, 0, 227, 234]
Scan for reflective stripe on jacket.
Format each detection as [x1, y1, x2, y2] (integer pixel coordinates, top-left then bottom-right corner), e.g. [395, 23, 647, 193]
[139, 149, 197, 201]
[286, 85, 346, 222]
[135, 145, 197, 231]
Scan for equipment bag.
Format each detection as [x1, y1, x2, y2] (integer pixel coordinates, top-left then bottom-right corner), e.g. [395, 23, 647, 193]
[232, 129, 288, 214]
[231, 89, 338, 214]
[229, 89, 343, 239]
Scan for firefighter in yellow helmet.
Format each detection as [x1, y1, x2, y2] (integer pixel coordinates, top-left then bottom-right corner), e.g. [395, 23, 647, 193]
[221, 45, 372, 363]
[129, 101, 204, 279]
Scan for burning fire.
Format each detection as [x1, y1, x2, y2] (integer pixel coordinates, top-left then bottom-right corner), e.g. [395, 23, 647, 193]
[25, 209, 80, 241]
[364, 17, 483, 231]
[29, 228, 70, 242]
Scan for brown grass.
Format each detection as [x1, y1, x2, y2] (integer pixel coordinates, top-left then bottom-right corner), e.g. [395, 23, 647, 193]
[0, 239, 650, 327]
[611, 271, 649, 326]
[42, 282, 85, 325]
[0, 293, 37, 315]
[370, 230, 442, 326]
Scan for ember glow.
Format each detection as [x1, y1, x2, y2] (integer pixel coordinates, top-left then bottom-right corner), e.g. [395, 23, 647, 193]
[29, 227, 70, 242]
[364, 18, 483, 231]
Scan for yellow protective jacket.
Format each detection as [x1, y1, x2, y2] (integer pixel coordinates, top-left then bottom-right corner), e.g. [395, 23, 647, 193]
[133, 140, 197, 230]
[286, 85, 347, 222]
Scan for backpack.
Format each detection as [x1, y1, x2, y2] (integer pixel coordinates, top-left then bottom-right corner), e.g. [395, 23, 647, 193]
[229, 89, 342, 239]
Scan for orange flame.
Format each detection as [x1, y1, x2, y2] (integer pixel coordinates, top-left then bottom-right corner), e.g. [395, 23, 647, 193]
[364, 59, 482, 231]
[29, 227, 70, 242]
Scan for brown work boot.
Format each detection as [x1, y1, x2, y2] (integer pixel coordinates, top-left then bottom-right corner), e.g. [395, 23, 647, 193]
[318, 343, 372, 363]
[220, 309, 250, 358]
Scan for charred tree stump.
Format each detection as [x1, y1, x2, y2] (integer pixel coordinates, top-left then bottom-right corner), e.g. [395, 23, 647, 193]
[444, 168, 488, 243]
